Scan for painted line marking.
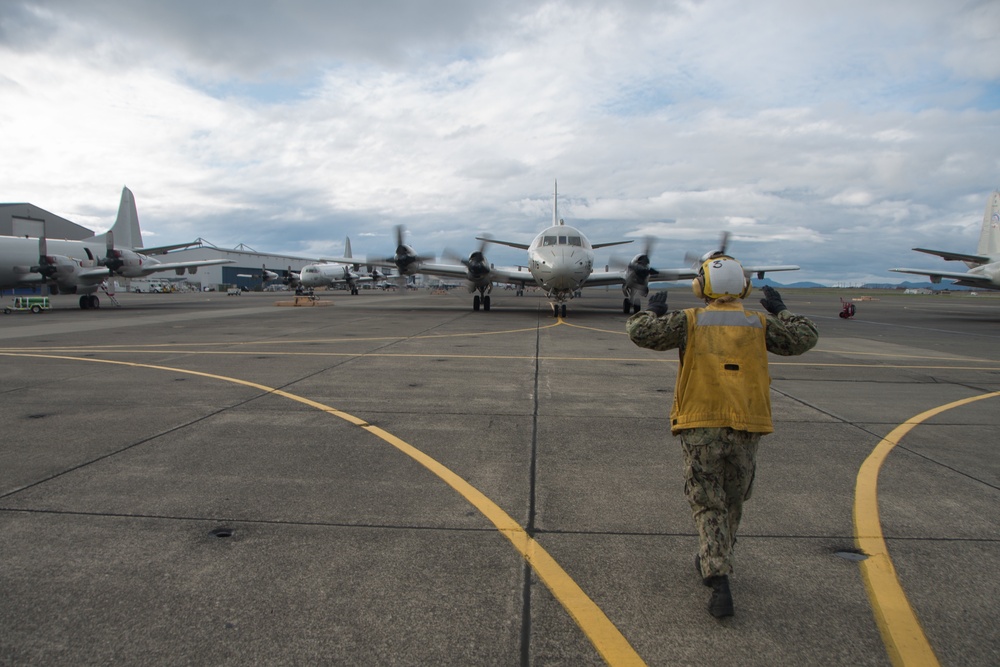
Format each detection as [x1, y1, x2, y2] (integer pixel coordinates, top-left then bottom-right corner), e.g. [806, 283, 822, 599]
[854, 390, 1000, 667]
[0, 352, 646, 667]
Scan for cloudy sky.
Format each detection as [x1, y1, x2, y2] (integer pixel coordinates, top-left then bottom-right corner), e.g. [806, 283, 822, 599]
[1, 0, 998, 285]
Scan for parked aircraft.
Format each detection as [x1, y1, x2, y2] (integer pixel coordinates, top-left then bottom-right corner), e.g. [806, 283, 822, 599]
[327, 183, 800, 316]
[299, 238, 384, 294]
[0, 187, 233, 309]
[889, 191, 1000, 290]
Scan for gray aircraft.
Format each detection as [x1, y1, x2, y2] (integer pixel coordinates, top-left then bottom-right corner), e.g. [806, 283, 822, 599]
[327, 183, 800, 316]
[0, 187, 232, 309]
[890, 191, 1000, 290]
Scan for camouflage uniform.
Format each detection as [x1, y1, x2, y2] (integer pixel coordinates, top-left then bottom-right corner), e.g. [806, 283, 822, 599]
[627, 306, 818, 579]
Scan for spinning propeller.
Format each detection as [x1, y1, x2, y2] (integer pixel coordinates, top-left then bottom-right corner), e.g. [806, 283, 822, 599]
[684, 231, 731, 268]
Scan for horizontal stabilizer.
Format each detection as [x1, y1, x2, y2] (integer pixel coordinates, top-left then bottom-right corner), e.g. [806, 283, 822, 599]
[913, 248, 990, 264]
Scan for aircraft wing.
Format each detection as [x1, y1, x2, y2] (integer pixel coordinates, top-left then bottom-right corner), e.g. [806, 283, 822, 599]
[913, 248, 990, 264]
[592, 240, 634, 250]
[136, 241, 208, 256]
[742, 264, 800, 278]
[888, 267, 999, 289]
[484, 265, 539, 285]
[133, 258, 234, 277]
[477, 237, 530, 251]
[77, 267, 113, 284]
[413, 262, 538, 286]
[409, 262, 478, 280]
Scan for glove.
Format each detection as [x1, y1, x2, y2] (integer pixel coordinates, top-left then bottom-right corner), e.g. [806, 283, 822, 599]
[647, 291, 669, 316]
[759, 285, 787, 315]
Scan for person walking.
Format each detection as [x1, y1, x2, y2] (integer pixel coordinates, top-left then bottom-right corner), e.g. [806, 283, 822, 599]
[626, 254, 818, 618]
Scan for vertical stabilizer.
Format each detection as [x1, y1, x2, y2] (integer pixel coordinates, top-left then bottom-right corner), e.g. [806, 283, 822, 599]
[108, 186, 143, 249]
[553, 180, 560, 226]
[344, 237, 353, 259]
[976, 191, 1000, 257]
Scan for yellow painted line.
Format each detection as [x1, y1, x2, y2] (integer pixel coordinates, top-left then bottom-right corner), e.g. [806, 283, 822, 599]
[0, 351, 646, 667]
[854, 390, 1000, 667]
[3, 347, 1000, 372]
[0, 323, 562, 351]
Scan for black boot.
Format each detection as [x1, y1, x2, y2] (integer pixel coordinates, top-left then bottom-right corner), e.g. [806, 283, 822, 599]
[707, 575, 734, 618]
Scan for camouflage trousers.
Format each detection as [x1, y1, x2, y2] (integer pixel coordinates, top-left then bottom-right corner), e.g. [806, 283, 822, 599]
[678, 427, 761, 580]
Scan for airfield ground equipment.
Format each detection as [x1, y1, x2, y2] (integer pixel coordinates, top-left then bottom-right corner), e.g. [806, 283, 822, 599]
[3, 296, 51, 314]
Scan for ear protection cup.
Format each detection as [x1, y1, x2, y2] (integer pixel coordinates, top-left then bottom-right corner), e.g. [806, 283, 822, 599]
[691, 275, 705, 299]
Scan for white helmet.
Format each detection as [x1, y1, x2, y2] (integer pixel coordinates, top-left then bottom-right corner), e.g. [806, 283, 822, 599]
[692, 254, 751, 300]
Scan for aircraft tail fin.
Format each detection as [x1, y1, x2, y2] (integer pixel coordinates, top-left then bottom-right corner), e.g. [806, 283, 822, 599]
[90, 186, 143, 249]
[344, 237, 353, 259]
[976, 191, 1000, 257]
[553, 180, 560, 226]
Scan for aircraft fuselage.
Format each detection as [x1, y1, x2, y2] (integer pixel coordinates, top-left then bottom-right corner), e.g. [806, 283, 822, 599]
[526, 224, 595, 303]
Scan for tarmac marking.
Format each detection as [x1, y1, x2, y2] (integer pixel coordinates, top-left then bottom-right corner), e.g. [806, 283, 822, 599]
[854, 390, 1000, 667]
[3, 346, 1000, 372]
[0, 351, 646, 667]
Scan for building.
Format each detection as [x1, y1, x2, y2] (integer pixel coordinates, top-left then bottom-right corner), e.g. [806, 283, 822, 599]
[0, 203, 93, 240]
[154, 242, 316, 291]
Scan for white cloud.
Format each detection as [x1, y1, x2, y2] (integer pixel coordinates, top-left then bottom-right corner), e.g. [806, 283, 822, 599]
[0, 0, 997, 286]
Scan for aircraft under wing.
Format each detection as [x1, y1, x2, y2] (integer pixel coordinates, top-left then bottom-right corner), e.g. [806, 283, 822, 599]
[888, 267, 999, 289]
[413, 261, 536, 287]
[125, 257, 233, 277]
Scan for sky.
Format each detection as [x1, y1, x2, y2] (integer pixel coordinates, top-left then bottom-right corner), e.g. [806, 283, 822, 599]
[1, 0, 999, 285]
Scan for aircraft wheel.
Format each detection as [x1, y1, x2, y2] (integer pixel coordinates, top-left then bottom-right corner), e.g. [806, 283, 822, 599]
[79, 296, 89, 310]
[473, 295, 481, 311]
[483, 296, 491, 311]
[633, 302, 640, 314]
[560, 304, 567, 317]
[91, 295, 100, 309]
[623, 298, 631, 314]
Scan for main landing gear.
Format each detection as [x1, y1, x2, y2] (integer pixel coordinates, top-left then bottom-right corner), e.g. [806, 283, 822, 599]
[79, 294, 100, 309]
[549, 302, 567, 317]
[622, 297, 641, 314]
[473, 294, 491, 311]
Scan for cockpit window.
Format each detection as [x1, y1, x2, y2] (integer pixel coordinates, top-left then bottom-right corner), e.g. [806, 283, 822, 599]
[558, 235, 568, 245]
[542, 236, 557, 246]
[568, 236, 581, 246]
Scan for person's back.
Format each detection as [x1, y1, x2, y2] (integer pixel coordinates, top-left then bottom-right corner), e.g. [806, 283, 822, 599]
[627, 255, 817, 618]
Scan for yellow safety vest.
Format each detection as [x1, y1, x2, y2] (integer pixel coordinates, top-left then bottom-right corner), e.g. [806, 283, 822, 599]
[670, 302, 774, 434]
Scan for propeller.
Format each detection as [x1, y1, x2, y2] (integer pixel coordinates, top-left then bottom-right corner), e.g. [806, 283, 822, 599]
[610, 236, 660, 281]
[102, 230, 143, 275]
[442, 236, 491, 282]
[383, 225, 433, 276]
[684, 231, 731, 267]
[33, 237, 59, 279]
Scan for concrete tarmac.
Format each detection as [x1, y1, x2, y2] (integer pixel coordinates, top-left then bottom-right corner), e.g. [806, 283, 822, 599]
[1, 287, 999, 665]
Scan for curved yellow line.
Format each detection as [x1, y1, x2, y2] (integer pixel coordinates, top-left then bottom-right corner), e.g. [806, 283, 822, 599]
[854, 390, 1000, 667]
[0, 352, 645, 667]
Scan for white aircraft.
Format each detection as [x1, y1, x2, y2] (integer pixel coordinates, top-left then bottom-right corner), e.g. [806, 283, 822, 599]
[332, 184, 800, 316]
[890, 191, 1000, 290]
[0, 187, 233, 309]
[299, 238, 385, 294]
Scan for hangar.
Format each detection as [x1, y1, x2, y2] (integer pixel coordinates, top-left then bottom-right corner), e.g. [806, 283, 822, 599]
[0, 203, 93, 240]
[149, 241, 315, 291]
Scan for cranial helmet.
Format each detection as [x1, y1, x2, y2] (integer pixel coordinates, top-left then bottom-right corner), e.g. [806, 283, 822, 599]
[692, 254, 751, 300]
